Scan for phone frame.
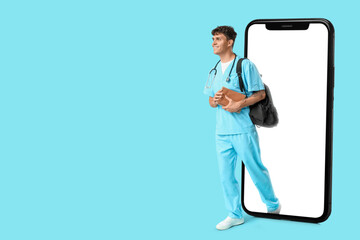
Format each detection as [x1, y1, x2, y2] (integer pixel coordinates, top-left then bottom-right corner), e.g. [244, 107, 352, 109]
[241, 18, 335, 223]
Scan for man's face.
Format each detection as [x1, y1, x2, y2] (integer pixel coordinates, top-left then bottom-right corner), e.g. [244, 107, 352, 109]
[212, 33, 232, 55]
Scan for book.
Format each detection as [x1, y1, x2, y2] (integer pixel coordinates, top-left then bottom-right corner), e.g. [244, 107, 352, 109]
[217, 87, 246, 106]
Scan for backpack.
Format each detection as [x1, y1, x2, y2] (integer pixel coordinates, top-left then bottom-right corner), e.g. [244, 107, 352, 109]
[236, 58, 279, 128]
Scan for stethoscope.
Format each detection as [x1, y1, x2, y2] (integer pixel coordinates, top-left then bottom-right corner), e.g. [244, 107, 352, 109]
[205, 54, 237, 89]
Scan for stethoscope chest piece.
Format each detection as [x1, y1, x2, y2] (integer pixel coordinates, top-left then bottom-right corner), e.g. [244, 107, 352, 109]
[206, 54, 237, 88]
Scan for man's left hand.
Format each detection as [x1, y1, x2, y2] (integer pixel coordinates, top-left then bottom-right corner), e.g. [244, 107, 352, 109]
[222, 95, 242, 113]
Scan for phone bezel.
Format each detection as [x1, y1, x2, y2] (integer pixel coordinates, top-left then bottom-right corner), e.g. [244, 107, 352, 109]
[241, 18, 335, 223]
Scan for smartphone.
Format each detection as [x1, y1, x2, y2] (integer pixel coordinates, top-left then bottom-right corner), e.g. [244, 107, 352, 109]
[241, 18, 335, 223]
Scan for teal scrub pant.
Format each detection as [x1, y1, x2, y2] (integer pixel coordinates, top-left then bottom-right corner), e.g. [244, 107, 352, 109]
[216, 129, 279, 219]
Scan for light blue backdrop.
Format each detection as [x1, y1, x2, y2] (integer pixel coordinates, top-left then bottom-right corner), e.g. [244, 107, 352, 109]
[0, 0, 358, 239]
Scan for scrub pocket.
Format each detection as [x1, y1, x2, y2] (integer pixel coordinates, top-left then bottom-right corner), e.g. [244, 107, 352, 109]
[224, 73, 240, 91]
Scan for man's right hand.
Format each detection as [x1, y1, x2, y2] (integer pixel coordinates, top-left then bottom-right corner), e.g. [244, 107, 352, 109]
[214, 90, 223, 104]
[209, 90, 223, 108]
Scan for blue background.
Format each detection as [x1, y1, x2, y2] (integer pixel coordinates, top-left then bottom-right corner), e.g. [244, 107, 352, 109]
[0, 0, 358, 239]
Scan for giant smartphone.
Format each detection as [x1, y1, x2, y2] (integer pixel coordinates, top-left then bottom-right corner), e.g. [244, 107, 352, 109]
[241, 18, 335, 223]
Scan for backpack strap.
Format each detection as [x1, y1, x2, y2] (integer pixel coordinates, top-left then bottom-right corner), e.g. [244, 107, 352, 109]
[236, 58, 246, 93]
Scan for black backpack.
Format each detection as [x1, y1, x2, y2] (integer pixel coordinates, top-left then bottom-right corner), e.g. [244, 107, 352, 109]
[236, 58, 279, 128]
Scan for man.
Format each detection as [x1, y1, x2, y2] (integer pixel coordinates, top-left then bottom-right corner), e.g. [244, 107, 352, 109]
[204, 26, 281, 230]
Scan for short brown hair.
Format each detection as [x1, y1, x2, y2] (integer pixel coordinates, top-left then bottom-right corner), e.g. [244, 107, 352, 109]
[211, 26, 237, 47]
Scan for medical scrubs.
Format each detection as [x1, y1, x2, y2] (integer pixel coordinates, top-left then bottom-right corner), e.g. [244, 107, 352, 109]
[204, 56, 279, 219]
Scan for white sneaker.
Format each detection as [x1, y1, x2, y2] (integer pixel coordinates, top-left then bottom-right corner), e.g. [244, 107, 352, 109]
[268, 203, 281, 214]
[216, 216, 244, 230]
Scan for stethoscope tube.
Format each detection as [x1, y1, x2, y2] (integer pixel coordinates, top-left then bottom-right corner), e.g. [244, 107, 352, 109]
[205, 54, 237, 89]
[226, 53, 237, 81]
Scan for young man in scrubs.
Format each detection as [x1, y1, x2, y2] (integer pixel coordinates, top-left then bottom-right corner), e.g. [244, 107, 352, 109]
[204, 26, 281, 230]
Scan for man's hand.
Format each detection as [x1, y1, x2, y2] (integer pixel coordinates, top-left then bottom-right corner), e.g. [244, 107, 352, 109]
[222, 95, 243, 113]
[213, 90, 223, 104]
[209, 90, 223, 108]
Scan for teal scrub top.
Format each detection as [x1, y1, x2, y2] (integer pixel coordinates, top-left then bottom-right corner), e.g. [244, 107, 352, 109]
[204, 56, 265, 135]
